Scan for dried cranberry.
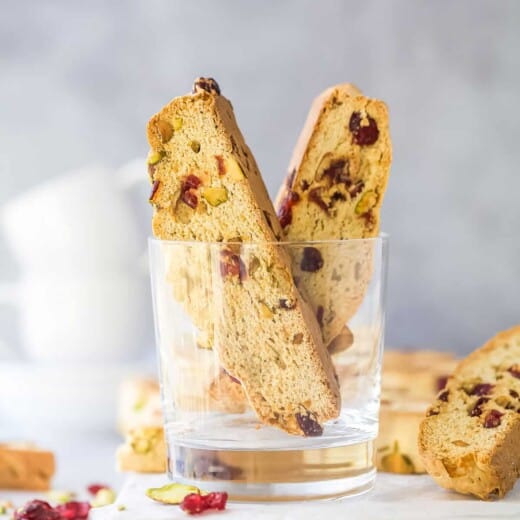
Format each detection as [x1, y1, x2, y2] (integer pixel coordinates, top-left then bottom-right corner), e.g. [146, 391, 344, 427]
[301, 180, 310, 191]
[286, 168, 297, 188]
[203, 492, 228, 511]
[300, 247, 324, 272]
[349, 112, 379, 145]
[277, 188, 300, 228]
[308, 187, 329, 213]
[295, 412, 323, 437]
[192, 77, 221, 95]
[484, 409, 503, 428]
[87, 483, 109, 495]
[14, 500, 61, 520]
[184, 174, 202, 190]
[55, 502, 91, 520]
[321, 159, 350, 185]
[470, 397, 489, 417]
[436, 376, 448, 392]
[220, 249, 246, 281]
[279, 298, 295, 309]
[148, 180, 160, 202]
[438, 390, 449, 402]
[469, 383, 494, 396]
[427, 408, 439, 417]
[508, 365, 520, 379]
[224, 369, 241, 385]
[348, 180, 365, 198]
[215, 155, 226, 175]
[316, 305, 324, 327]
[180, 493, 206, 514]
[510, 389, 520, 399]
[181, 189, 198, 208]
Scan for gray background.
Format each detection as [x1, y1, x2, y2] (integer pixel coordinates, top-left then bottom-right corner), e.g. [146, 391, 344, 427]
[1, 0, 519, 354]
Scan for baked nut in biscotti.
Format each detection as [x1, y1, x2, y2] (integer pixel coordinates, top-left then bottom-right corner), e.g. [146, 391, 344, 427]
[147, 78, 340, 436]
[116, 427, 166, 473]
[418, 326, 520, 499]
[275, 84, 392, 346]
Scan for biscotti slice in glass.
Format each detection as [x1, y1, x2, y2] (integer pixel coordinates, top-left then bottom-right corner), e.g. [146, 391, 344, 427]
[274, 84, 392, 346]
[147, 78, 340, 436]
[418, 326, 520, 499]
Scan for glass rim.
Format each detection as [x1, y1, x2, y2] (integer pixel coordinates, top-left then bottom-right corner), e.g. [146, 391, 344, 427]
[148, 232, 388, 247]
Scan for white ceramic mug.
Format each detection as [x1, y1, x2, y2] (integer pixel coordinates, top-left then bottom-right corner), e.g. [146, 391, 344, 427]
[1, 161, 146, 273]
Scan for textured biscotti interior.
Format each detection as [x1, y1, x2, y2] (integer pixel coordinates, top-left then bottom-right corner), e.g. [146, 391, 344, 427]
[274, 84, 391, 346]
[147, 79, 340, 435]
[419, 326, 520, 499]
[0, 443, 55, 490]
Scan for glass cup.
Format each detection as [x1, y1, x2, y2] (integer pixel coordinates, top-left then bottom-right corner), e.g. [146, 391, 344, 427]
[149, 235, 388, 501]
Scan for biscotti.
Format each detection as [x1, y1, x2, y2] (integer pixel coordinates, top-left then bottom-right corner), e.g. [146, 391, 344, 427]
[116, 427, 166, 473]
[0, 443, 55, 490]
[275, 84, 391, 346]
[418, 326, 520, 499]
[147, 77, 340, 435]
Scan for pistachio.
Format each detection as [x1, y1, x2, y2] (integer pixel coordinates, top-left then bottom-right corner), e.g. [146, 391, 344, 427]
[355, 190, 378, 215]
[47, 490, 76, 504]
[130, 437, 151, 454]
[173, 117, 183, 130]
[156, 120, 174, 143]
[147, 150, 165, 165]
[223, 156, 244, 180]
[190, 140, 201, 153]
[259, 302, 274, 319]
[202, 186, 228, 207]
[91, 488, 116, 508]
[146, 483, 201, 505]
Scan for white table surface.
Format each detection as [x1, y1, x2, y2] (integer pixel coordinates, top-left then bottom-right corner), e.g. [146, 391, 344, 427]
[92, 472, 520, 520]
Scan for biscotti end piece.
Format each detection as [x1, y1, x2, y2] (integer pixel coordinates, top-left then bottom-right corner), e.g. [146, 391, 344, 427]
[147, 78, 340, 435]
[418, 326, 520, 499]
[0, 443, 55, 490]
[276, 83, 392, 241]
[116, 427, 167, 473]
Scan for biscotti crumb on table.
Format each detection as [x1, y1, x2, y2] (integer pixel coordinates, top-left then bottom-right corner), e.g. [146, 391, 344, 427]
[274, 83, 392, 347]
[116, 427, 167, 473]
[419, 325, 520, 499]
[0, 443, 55, 490]
[146, 77, 340, 436]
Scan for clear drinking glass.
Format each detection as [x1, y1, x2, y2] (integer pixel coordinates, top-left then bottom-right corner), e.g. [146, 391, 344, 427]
[149, 235, 388, 501]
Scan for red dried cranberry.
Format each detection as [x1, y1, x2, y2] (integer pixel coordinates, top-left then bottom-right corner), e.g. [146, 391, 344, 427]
[436, 376, 448, 392]
[510, 389, 520, 399]
[295, 412, 323, 437]
[224, 369, 241, 384]
[470, 397, 489, 417]
[484, 409, 503, 428]
[286, 168, 297, 188]
[14, 500, 61, 520]
[508, 365, 520, 379]
[55, 502, 91, 520]
[181, 189, 198, 208]
[220, 249, 246, 281]
[279, 298, 296, 309]
[203, 492, 228, 511]
[438, 390, 449, 402]
[180, 493, 206, 514]
[301, 180, 310, 191]
[469, 383, 494, 396]
[192, 77, 221, 95]
[308, 187, 329, 213]
[277, 189, 300, 228]
[87, 483, 109, 495]
[427, 408, 439, 417]
[316, 305, 324, 327]
[321, 159, 350, 186]
[349, 112, 379, 145]
[300, 247, 324, 272]
[184, 174, 202, 190]
[348, 180, 365, 198]
[215, 155, 226, 175]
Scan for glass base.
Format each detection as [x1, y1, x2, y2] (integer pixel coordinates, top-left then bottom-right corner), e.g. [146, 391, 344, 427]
[169, 440, 375, 502]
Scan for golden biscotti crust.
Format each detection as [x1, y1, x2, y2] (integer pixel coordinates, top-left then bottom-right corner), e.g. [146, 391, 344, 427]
[147, 78, 340, 436]
[418, 325, 520, 499]
[274, 84, 392, 346]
